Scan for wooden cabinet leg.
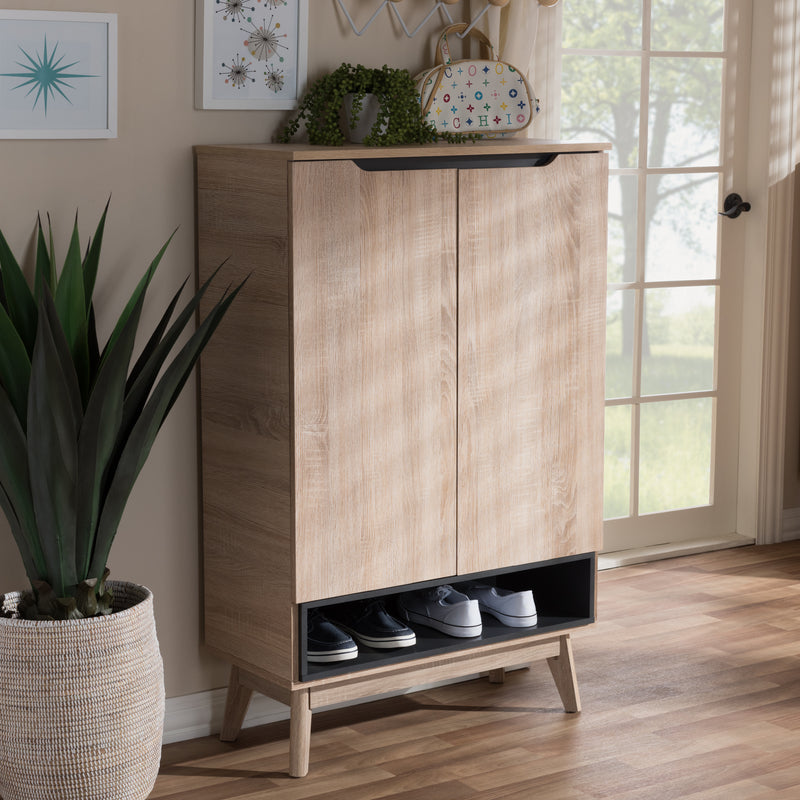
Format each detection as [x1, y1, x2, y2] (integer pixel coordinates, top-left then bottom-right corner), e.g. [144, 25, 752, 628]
[488, 667, 506, 684]
[546, 634, 582, 713]
[289, 689, 312, 778]
[220, 666, 253, 742]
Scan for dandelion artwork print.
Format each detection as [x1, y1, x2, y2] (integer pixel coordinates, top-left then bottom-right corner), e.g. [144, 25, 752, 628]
[242, 16, 287, 63]
[264, 64, 285, 94]
[196, 0, 307, 110]
[216, 0, 255, 23]
[220, 53, 256, 89]
[0, 10, 117, 139]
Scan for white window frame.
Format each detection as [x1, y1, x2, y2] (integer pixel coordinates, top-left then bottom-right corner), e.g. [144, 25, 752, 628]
[536, 0, 800, 548]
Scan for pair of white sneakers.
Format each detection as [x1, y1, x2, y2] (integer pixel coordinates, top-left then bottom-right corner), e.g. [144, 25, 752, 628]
[398, 582, 537, 638]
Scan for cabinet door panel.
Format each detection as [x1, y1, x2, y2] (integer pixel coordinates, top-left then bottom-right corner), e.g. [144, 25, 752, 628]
[292, 161, 458, 602]
[458, 154, 607, 573]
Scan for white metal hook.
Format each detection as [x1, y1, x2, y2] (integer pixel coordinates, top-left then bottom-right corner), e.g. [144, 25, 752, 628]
[334, 0, 557, 41]
[334, 0, 393, 37]
[388, 1, 455, 38]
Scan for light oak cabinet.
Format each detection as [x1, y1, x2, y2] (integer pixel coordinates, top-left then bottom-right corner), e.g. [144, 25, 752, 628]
[195, 141, 609, 777]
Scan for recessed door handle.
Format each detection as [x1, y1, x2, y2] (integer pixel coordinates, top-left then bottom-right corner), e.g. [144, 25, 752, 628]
[719, 192, 751, 219]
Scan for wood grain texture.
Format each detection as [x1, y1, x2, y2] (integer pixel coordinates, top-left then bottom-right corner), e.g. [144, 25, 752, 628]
[220, 668, 253, 743]
[152, 542, 800, 799]
[291, 161, 458, 602]
[546, 634, 581, 713]
[289, 690, 312, 777]
[195, 140, 612, 163]
[457, 153, 607, 573]
[196, 148, 295, 682]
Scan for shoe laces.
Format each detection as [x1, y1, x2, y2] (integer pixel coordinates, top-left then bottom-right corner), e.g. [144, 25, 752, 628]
[434, 585, 454, 601]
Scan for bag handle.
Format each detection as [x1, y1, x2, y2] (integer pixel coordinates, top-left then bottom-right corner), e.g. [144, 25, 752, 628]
[436, 23, 497, 66]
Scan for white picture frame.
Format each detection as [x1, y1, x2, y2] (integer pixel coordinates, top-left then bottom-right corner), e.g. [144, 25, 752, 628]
[0, 10, 117, 139]
[195, 0, 308, 110]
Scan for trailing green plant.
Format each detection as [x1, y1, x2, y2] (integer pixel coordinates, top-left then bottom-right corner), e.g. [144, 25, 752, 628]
[277, 62, 477, 146]
[0, 202, 244, 620]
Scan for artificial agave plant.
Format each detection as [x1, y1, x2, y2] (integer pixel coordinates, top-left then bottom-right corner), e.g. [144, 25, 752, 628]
[0, 203, 243, 620]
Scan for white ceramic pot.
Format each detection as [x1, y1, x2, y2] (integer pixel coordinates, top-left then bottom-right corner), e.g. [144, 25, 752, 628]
[341, 93, 386, 142]
[0, 582, 165, 800]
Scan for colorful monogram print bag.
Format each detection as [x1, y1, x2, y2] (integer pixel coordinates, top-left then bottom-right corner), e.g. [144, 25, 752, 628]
[414, 24, 540, 138]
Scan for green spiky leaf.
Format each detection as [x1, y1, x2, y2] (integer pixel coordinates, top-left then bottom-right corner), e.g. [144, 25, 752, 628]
[81, 199, 109, 308]
[34, 214, 55, 301]
[26, 288, 82, 598]
[0, 302, 31, 427]
[0, 384, 44, 580]
[54, 216, 90, 403]
[0, 228, 37, 354]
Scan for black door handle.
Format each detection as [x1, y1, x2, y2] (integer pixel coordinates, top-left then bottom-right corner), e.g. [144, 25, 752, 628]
[719, 192, 751, 219]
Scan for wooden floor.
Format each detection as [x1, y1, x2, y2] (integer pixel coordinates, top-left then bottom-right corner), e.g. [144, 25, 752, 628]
[151, 542, 800, 800]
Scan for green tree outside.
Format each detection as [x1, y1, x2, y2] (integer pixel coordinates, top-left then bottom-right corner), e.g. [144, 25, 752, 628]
[561, 0, 724, 518]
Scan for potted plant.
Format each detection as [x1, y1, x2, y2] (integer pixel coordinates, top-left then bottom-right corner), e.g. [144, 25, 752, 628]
[277, 62, 476, 146]
[0, 203, 243, 800]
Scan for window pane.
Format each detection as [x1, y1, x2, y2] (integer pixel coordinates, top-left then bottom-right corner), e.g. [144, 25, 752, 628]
[604, 405, 632, 520]
[639, 398, 713, 514]
[608, 175, 638, 283]
[645, 173, 718, 281]
[642, 287, 716, 396]
[561, 55, 640, 169]
[651, 0, 724, 53]
[562, 0, 642, 50]
[606, 290, 635, 400]
[648, 57, 722, 168]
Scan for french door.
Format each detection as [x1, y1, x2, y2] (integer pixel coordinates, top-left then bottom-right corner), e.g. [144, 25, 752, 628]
[559, 0, 750, 551]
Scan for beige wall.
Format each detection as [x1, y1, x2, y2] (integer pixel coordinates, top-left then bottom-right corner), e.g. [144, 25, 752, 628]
[0, 0, 471, 698]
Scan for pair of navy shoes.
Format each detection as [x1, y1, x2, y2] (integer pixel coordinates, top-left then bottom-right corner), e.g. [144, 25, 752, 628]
[307, 600, 416, 663]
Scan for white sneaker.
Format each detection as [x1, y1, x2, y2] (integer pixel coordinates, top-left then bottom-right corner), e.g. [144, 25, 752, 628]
[398, 585, 482, 637]
[459, 582, 538, 628]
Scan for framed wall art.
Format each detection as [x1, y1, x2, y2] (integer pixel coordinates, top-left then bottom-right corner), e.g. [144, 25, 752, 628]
[196, 0, 308, 110]
[0, 10, 117, 139]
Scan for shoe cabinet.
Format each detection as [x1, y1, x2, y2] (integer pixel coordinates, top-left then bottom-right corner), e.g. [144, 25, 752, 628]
[194, 140, 609, 777]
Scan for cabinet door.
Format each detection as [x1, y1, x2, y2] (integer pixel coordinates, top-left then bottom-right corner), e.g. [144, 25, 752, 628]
[458, 153, 607, 573]
[292, 161, 458, 602]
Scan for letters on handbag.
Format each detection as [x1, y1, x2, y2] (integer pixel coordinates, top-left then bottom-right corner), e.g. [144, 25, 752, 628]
[414, 24, 540, 138]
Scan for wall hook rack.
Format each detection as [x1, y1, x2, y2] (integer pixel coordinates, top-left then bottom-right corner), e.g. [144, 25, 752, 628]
[334, 0, 546, 40]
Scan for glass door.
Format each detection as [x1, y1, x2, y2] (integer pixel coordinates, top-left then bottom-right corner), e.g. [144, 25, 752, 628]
[559, 0, 747, 551]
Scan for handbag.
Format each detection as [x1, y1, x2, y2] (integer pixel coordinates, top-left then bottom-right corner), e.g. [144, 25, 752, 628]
[414, 23, 540, 139]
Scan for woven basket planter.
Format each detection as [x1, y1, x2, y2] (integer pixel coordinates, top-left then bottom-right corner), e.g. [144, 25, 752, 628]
[0, 581, 165, 800]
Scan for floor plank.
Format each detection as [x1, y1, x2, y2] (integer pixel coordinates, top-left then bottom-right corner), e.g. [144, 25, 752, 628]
[150, 542, 800, 799]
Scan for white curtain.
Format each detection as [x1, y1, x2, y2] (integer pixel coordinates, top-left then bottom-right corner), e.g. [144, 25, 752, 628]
[469, 0, 555, 81]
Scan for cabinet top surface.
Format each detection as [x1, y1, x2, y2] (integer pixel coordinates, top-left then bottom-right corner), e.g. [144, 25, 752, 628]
[194, 139, 611, 161]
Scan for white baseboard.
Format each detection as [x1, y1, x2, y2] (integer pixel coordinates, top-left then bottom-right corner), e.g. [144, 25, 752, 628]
[163, 687, 289, 745]
[598, 533, 755, 570]
[782, 507, 800, 540]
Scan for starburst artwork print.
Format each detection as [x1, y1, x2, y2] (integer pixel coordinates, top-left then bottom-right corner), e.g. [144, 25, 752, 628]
[0, 11, 117, 139]
[0, 36, 94, 114]
[197, 0, 306, 109]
